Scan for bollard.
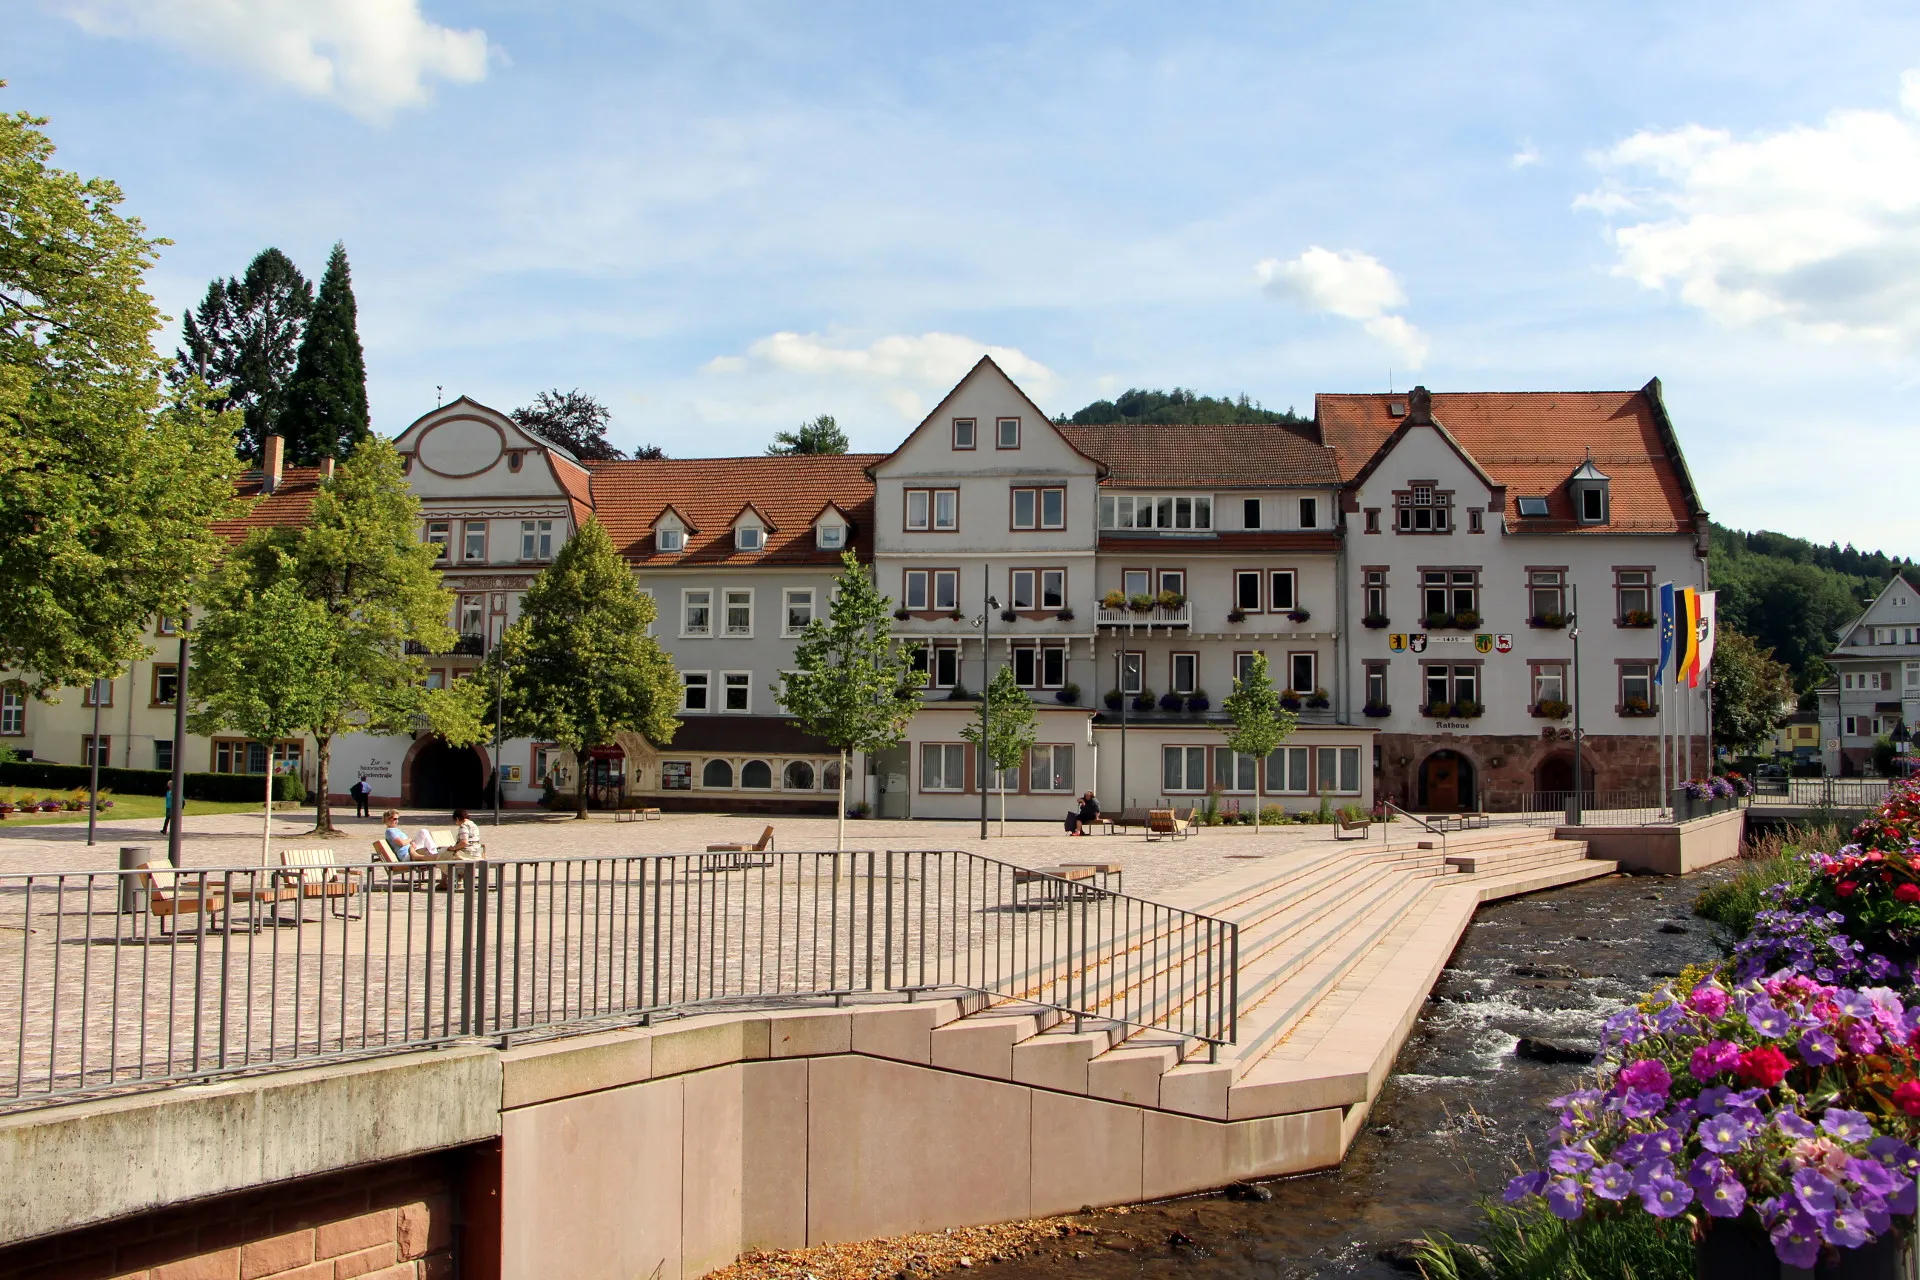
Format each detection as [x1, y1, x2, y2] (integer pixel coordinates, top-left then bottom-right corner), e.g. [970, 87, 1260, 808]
[119, 845, 152, 914]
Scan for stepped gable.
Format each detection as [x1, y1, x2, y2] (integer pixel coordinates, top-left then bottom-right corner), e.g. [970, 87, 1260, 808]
[211, 466, 325, 541]
[584, 453, 881, 565]
[1315, 383, 1705, 534]
[1056, 421, 1339, 488]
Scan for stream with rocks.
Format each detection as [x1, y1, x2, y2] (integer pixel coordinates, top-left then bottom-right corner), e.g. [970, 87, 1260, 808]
[982, 863, 1743, 1280]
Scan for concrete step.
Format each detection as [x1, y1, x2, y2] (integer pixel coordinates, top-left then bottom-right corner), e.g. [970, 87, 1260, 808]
[1464, 857, 1619, 901]
[1446, 840, 1591, 875]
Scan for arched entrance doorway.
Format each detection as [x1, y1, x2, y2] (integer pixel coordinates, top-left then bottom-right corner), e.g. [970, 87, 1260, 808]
[1533, 752, 1595, 806]
[582, 745, 627, 810]
[1419, 750, 1476, 812]
[411, 739, 486, 810]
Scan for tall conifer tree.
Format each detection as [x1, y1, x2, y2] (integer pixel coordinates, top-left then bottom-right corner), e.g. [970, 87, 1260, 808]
[170, 247, 312, 462]
[281, 242, 369, 462]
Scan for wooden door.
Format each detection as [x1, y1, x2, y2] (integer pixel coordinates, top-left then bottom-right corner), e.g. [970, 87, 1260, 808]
[1425, 756, 1460, 811]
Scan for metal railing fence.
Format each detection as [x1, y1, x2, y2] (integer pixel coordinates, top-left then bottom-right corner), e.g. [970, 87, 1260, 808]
[0, 850, 1236, 1111]
[1485, 791, 1668, 827]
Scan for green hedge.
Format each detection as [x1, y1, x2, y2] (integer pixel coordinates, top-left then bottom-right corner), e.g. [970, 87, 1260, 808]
[0, 761, 303, 803]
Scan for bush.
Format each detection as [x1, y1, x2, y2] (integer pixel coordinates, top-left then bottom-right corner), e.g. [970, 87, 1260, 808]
[1055, 684, 1081, 705]
[1257, 805, 1289, 825]
[0, 761, 302, 802]
[1690, 823, 1834, 940]
[1415, 1199, 1692, 1280]
[277, 771, 307, 805]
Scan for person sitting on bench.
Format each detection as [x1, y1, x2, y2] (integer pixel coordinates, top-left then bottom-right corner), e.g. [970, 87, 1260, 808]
[381, 810, 418, 861]
[1069, 791, 1100, 836]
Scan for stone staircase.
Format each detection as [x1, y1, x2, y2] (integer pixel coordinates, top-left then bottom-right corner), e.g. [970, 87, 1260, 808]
[918, 823, 1617, 1132]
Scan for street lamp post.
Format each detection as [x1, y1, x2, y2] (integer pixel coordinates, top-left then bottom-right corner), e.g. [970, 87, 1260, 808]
[1569, 584, 1584, 827]
[973, 564, 998, 841]
[167, 631, 189, 868]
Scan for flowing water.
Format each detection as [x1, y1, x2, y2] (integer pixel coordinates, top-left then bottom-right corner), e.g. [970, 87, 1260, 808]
[986, 865, 1741, 1280]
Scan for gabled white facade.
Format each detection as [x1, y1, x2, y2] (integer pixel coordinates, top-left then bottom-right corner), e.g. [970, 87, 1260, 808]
[1819, 576, 1920, 774]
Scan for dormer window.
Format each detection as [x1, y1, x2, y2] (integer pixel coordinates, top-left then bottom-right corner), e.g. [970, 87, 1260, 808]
[658, 527, 684, 553]
[818, 523, 845, 550]
[736, 526, 765, 552]
[1567, 457, 1610, 525]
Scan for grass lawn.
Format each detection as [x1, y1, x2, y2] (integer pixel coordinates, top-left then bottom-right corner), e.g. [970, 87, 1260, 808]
[0, 794, 307, 827]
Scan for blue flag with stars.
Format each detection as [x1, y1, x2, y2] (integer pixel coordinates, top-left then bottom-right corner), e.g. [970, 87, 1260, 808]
[1657, 581, 1676, 685]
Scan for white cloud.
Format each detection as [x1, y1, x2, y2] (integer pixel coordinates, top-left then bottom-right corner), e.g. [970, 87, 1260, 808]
[713, 331, 1055, 387]
[1255, 247, 1427, 368]
[60, 0, 489, 121]
[1509, 140, 1541, 169]
[1580, 71, 1920, 345]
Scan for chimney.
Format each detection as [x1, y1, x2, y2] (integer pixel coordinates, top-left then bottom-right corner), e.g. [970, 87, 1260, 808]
[1407, 386, 1433, 425]
[319, 455, 335, 479]
[262, 434, 285, 493]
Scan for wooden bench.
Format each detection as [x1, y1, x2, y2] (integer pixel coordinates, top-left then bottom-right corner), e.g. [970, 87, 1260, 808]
[616, 805, 663, 822]
[1335, 815, 1371, 840]
[1103, 807, 1150, 833]
[276, 848, 364, 918]
[1145, 809, 1190, 842]
[371, 838, 441, 889]
[703, 825, 775, 870]
[1011, 864, 1119, 904]
[136, 861, 296, 934]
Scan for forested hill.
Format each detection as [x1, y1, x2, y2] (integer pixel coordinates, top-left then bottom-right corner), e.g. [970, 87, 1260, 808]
[1710, 521, 1914, 692]
[1056, 388, 1305, 425]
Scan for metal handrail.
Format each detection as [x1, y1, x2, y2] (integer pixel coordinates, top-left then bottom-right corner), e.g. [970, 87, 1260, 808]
[0, 849, 1239, 1110]
[1380, 801, 1446, 858]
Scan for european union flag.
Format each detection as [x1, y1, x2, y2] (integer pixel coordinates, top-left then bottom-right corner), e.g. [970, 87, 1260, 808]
[1657, 581, 1676, 685]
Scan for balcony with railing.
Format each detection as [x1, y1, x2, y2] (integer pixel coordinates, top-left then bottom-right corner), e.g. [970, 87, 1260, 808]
[1095, 604, 1191, 629]
[406, 633, 486, 657]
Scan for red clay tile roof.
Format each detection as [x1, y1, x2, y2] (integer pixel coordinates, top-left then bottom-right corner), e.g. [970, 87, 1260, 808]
[1315, 387, 1702, 535]
[549, 456, 595, 529]
[210, 468, 326, 542]
[585, 455, 881, 566]
[1056, 423, 1339, 487]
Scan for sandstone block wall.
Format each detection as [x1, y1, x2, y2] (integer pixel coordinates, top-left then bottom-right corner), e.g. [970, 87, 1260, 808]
[0, 1151, 466, 1280]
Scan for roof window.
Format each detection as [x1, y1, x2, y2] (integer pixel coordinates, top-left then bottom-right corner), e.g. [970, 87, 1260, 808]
[1517, 497, 1550, 518]
[1387, 400, 1407, 417]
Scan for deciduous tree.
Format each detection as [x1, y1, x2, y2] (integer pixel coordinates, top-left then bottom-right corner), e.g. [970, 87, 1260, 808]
[0, 96, 241, 690]
[775, 551, 927, 848]
[280, 242, 369, 463]
[495, 518, 680, 819]
[1221, 652, 1296, 832]
[224, 437, 459, 832]
[510, 388, 647, 460]
[1710, 626, 1794, 757]
[187, 573, 335, 864]
[767, 414, 848, 456]
[962, 664, 1037, 836]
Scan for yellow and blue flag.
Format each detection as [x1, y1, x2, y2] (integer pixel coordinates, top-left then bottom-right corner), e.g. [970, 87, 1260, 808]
[1657, 582, 1675, 685]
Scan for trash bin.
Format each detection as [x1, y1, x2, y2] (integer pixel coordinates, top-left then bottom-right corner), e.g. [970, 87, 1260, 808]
[119, 845, 152, 914]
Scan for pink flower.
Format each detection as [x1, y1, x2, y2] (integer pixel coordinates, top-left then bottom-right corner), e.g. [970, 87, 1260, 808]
[1687, 984, 1730, 1020]
[1690, 1040, 1742, 1081]
[1894, 1080, 1920, 1117]
[1619, 1057, 1673, 1097]
[1897, 883, 1920, 904]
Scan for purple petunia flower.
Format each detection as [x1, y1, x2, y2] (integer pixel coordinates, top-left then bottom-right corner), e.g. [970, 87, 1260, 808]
[1771, 1208, 1823, 1268]
[1697, 1111, 1753, 1154]
[1636, 1160, 1693, 1219]
[1504, 1171, 1548, 1204]
[1592, 1162, 1632, 1201]
[1695, 1085, 1731, 1116]
[1546, 1177, 1584, 1221]
[1701, 1175, 1747, 1219]
[1777, 1111, 1818, 1140]
[1797, 1029, 1840, 1066]
[1792, 1168, 1839, 1216]
[1838, 990, 1876, 1018]
[1620, 1089, 1665, 1120]
[1824, 1208, 1872, 1249]
[1747, 999, 1792, 1038]
[1548, 1146, 1595, 1175]
[1613, 1134, 1649, 1165]
[1650, 1003, 1686, 1033]
[1822, 1108, 1874, 1144]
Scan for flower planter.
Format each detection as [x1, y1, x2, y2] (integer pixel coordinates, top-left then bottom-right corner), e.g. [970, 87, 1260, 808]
[1699, 1218, 1909, 1279]
[1363, 703, 1392, 718]
[1287, 609, 1311, 623]
[1361, 614, 1390, 629]
[1227, 610, 1247, 624]
[1000, 610, 1018, 623]
[1528, 614, 1568, 629]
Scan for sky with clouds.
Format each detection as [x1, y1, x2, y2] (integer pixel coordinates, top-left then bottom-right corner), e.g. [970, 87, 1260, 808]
[13, 0, 1920, 552]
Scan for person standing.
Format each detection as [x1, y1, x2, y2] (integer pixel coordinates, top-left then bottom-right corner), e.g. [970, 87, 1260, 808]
[159, 781, 176, 835]
[350, 775, 372, 818]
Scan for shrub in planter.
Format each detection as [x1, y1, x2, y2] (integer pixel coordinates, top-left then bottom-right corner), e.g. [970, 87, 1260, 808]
[1258, 805, 1289, 826]
[1535, 698, 1572, 720]
[1424, 611, 1455, 630]
[1425, 700, 1453, 718]
[1187, 691, 1210, 712]
[1132, 688, 1156, 712]
[1287, 608, 1311, 623]
[1623, 609, 1656, 628]
[1055, 683, 1081, 705]
[1227, 608, 1247, 624]
[1623, 696, 1656, 717]
[1307, 687, 1330, 709]
[1361, 613, 1390, 629]
[1279, 689, 1303, 711]
[1101, 589, 1127, 611]
[947, 610, 964, 621]
[1055, 609, 1074, 621]
[894, 608, 912, 621]
[1453, 608, 1482, 629]
[1104, 688, 1123, 710]
[1363, 701, 1392, 717]
[1000, 609, 1018, 623]
[1452, 699, 1484, 718]
[1156, 589, 1185, 611]
[1159, 692, 1185, 712]
[1127, 593, 1155, 614]
[947, 681, 972, 700]
[1529, 612, 1569, 629]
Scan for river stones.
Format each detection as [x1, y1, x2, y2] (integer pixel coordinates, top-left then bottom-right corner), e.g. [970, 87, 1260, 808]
[1509, 962, 1582, 979]
[1515, 1036, 1598, 1064]
[1223, 1181, 1273, 1202]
